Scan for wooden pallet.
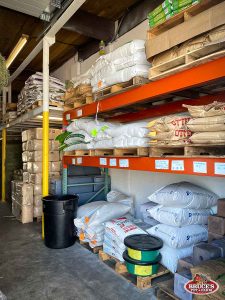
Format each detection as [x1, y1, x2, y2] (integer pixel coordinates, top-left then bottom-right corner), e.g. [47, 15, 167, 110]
[73, 95, 93, 108]
[149, 144, 225, 157]
[156, 279, 179, 300]
[149, 40, 225, 81]
[99, 250, 170, 290]
[30, 100, 64, 110]
[94, 76, 149, 100]
[148, 0, 222, 37]
[79, 240, 103, 254]
[70, 147, 149, 157]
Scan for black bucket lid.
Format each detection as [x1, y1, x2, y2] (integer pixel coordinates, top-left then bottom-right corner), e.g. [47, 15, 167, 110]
[124, 234, 163, 251]
[123, 250, 162, 265]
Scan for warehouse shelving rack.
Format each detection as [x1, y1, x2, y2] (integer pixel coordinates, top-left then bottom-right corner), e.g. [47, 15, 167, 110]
[62, 56, 225, 187]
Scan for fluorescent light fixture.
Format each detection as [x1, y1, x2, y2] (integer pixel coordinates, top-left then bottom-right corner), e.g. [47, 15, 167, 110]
[6, 34, 29, 68]
[36, 115, 63, 121]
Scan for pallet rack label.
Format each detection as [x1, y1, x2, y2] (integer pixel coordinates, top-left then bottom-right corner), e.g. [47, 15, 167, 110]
[77, 109, 83, 117]
[110, 159, 117, 167]
[155, 160, 169, 170]
[119, 159, 129, 168]
[66, 113, 70, 120]
[193, 162, 207, 174]
[214, 162, 225, 175]
[100, 158, 107, 165]
[72, 158, 76, 165]
[171, 160, 184, 171]
[77, 157, 82, 164]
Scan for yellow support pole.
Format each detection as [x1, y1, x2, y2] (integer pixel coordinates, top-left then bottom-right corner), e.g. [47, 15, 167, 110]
[1, 128, 6, 202]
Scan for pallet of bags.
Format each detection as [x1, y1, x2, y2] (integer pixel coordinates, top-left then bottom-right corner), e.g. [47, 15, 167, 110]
[145, 181, 219, 273]
[63, 83, 93, 110]
[22, 128, 61, 218]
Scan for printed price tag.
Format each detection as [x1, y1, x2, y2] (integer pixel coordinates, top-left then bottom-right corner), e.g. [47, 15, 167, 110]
[66, 114, 70, 120]
[193, 162, 207, 174]
[214, 162, 225, 175]
[77, 109, 83, 117]
[155, 160, 169, 170]
[72, 158, 76, 165]
[100, 158, 107, 165]
[119, 159, 129, 168]
[171, 160, 184, 171]
[77, 157, 82, 164]
[110, 159, 117, 167]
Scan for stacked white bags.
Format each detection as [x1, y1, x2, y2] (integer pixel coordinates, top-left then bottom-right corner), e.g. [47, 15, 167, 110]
[140, 201, 159, 226]
[90, 40, 150, 92]
[74, 191, 134, 248]
[146, 182, 218, 273]
[64, 118, 149, 151]
[103, 217, 146, 261]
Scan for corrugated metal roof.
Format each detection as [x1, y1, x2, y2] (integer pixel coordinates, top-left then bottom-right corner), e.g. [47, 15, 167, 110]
[0, 0, 49, 17]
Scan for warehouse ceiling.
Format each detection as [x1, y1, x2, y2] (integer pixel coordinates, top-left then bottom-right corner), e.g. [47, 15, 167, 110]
[0, 0, 160, 99]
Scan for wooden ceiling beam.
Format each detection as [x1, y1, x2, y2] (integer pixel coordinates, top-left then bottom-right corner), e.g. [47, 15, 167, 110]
[63, 10, 115, 41]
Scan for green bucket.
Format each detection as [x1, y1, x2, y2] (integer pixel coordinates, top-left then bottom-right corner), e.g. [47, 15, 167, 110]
[123, 251, 161, 277]
[124, 234, 163, 262]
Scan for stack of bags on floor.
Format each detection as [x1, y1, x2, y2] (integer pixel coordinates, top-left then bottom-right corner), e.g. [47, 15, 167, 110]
[184, 101, 225, 144]
[145, 182, 218, 272]
[140, 201, 159, 226]
[21, 128, 61, 219]
[11, 181, 33, 223]
[148, 115, 192, 145]
[148, 0, 201, 28]
[103, 217, 147, 261]
[90, 40, 150, 92]
[58, 118, 149, 152]
[17, 72, 65, 115]
[74, 191, 134, 248]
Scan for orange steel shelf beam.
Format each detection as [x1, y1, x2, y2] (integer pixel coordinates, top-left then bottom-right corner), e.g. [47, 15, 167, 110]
[63, 156, 225, 178]
[64, 57, 225, 124]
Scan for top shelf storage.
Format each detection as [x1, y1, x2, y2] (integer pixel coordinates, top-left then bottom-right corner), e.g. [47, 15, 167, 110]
[63, 57, 225, 125]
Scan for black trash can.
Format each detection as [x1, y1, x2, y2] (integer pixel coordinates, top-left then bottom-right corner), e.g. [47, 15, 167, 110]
[43, 194, 79, 249]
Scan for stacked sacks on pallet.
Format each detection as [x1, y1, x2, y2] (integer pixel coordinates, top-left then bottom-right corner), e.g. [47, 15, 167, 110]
[184, 101, 225, 144]
[17, 72, 65, 115]
[90, 40, 150, 92]
[58, 118, 149, 152]
[74, 191, 134, 248]
[145, 182, 218, 273]
[147, 115, 192, 146]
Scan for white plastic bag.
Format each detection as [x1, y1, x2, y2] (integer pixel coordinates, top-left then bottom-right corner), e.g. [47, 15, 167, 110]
[113, 51, 150, 71]
[148, 205, 213, 227]
[160, 244, 194, 273]
[106, 122, 148, 138]
[113, 136, 149, 148]
[147, 224, 208, 249]
[148, 182, 218, 209]
[76, 201, 106, 218]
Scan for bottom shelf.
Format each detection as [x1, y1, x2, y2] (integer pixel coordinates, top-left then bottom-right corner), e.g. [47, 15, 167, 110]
[63, 156, 225, 178]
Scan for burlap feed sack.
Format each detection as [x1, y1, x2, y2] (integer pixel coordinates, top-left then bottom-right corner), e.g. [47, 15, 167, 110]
[190, 131, 225, 144]
[187, 115, 225, 132]
[152, 47, 179, 66]
[183, 102, 225, 118]
[149, 129, 192, 141]
[208, 24, 225, 43]
[178, 34, 208, 56]
[148, 115, 191, 132]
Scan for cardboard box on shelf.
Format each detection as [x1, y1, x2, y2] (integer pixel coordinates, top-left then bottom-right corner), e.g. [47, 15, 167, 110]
[26, 128, 61, 140]
[26, 139, 59, 151]
[27, 151, 60, 162]
[146, 1, 225, 60]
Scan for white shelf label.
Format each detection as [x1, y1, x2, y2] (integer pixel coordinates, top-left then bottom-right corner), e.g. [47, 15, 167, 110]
[119, 159, 129, 168]
[110, 159, 117, 167]
[155, 160, 169, 170]
[193, 161, 207, 174]
[72, 158, 76, 165]
[171, 160, 184, 171]
[66, 114, 70, 120]
[77, 109, 83, 117]
[77, 157, 82, 164]
[215, 162, 225, 175]
[99, 158, 107, 165]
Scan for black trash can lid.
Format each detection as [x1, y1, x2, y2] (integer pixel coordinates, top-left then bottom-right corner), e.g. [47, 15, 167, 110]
[43, 194, 79, 202]
[124, 234, 163, 251]
[123, 250, 162, 265]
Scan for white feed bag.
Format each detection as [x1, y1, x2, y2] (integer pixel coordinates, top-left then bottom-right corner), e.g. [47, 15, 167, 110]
[76, 201, 106, 218]
[113, 51, 150, 71]
[148, 205, 213, 227]
[160, 244, 194, 273]
[147, 224, 208, 249]
[113, 136, 149, 148]
[148, 181, 218, 209]
[108, 40, 146, 61]
[106, 122, 148, 138]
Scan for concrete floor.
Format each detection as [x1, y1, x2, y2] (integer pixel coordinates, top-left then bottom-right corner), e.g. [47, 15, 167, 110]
[0, 203, 156, 300]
